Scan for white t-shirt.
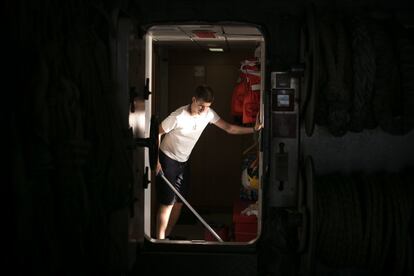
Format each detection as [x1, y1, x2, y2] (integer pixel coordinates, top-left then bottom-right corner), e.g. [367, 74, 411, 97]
[160, 105, 220, 162]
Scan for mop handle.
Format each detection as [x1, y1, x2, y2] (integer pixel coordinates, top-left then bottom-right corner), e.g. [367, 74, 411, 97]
[159, 173, 224, 242]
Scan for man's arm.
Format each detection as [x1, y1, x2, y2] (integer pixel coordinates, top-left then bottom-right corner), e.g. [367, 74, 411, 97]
[213, 117, 262, 135]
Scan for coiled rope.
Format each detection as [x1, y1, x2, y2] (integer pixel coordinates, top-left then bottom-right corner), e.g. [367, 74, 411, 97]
[348, 16, 377, 132]
[301, 4, 319, 137]
[314, 170, 413, 274]
[318, 15, 352, 137]
[306, 12, 414, 136]
[369, 19, 409, 135]
[14, 0, 133, 273]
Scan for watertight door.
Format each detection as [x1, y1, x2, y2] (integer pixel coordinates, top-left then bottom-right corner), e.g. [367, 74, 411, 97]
[124, 21, 149, 243]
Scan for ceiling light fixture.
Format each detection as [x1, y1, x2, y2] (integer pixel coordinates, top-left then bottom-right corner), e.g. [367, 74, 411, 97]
[209, 48, 224, 52]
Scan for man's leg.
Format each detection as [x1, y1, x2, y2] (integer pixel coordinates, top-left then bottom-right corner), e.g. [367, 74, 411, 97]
[156, 204, 174, 239]
[165, 202, 183, 237]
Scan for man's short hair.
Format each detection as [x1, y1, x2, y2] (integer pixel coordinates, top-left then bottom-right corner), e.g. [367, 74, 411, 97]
[194, 85, 214, 103]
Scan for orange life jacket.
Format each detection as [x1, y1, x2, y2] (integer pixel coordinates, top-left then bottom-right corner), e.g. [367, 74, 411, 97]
[231, 58, 261, 123]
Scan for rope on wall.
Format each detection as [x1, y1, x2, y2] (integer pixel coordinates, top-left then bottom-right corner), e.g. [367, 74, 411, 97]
[313, 170, 413, 275]
[303, 9, 414, 136]
[396, 23, 414, 134]
[369, 19, 407, 135]
[317, 15, 352, 137]
[14, 0, 134, 274]
[300, 4, 320, 137]
[348, 16, 377, 132]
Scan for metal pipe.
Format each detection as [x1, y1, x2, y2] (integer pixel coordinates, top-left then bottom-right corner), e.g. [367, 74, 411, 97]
[159, 173, 224, 242]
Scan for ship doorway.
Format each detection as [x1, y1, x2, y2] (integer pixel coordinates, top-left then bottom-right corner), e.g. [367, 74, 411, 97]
[141, 23, 266, 246]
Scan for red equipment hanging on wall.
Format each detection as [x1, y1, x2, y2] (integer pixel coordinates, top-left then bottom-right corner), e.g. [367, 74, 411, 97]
[230, 58, 261, 124]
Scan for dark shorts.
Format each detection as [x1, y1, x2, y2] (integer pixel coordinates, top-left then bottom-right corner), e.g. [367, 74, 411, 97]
[156, 150, 190, 205]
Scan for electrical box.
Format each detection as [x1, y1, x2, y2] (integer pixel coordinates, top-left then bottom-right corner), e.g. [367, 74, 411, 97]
[268, 71, 300, 207]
